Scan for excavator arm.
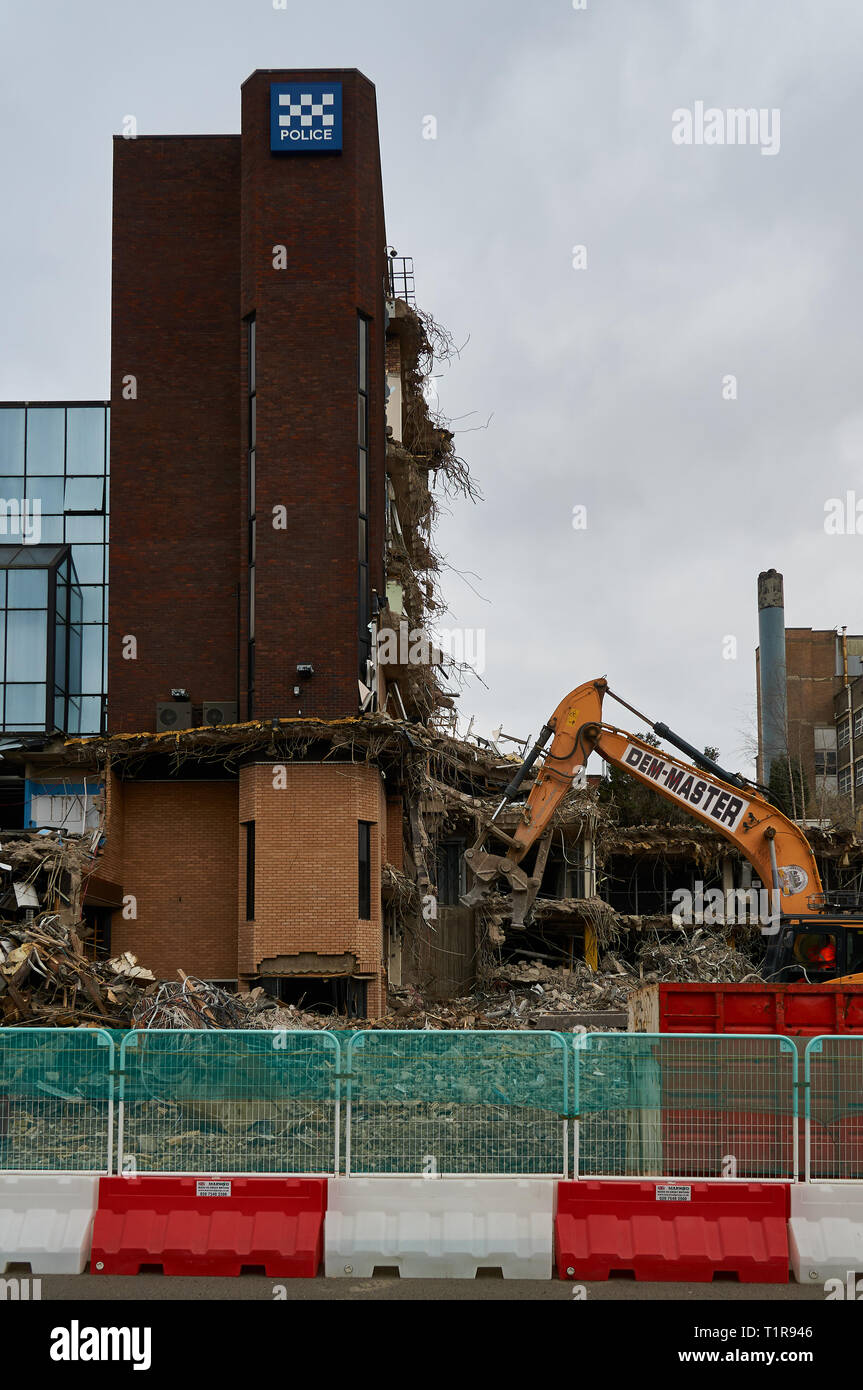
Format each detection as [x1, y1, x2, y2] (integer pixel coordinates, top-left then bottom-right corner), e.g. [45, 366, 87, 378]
[462, 678, 822, 927]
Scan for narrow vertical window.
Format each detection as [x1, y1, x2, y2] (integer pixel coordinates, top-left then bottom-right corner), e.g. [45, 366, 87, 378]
[357, 313, 370, 683]
[358, 820, 371, 920]
[246, 315, 256, 716]
[245, 821, 255, 920]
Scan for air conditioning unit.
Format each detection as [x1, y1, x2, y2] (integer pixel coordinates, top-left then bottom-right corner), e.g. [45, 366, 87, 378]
[156, 701, 192, 732]
[202, 700, 238, 727]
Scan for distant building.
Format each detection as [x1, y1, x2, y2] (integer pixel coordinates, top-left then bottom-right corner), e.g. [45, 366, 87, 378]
[755, 568, 863, 812]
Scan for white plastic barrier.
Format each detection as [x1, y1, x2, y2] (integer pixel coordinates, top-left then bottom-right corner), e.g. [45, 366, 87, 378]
[325, 1178, 555, 1279]
[0, 1176, 100, 1274]
[789, 1183, 863, 1285]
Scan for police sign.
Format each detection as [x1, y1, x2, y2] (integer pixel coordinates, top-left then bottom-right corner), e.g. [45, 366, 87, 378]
[270, 83, 342, 152]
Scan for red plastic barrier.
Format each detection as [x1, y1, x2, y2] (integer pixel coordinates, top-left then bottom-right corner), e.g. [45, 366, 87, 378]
[555, 1181, 790, 1282]
[91, 1177, 326, 1277]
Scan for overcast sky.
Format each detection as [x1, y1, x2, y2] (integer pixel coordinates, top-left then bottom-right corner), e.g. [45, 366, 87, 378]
[1, 0, 861, 771]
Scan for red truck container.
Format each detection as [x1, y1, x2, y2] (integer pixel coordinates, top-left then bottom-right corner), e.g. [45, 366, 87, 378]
[628, 982, 863, 1036]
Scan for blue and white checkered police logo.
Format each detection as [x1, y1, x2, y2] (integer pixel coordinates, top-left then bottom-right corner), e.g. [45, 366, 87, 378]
[270, 83, 343, 152]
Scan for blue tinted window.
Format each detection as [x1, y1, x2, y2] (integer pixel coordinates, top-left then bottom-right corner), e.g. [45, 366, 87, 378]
[26, 409, 65, 475]
[33, 515, 64, 543]
[0, 410, 25, 475]
[66, 408, 105, 475]
[70, 546, 102, 583]
[64, 477, 104, 511]
[64, 515, 104, 542]
[8, 570, 48, 608]
[27, 477, 64, 513]
[69, 583, 83, 626]
[78, 586, 103, 622]
[68, 624, 82, 690]
[6, 610, 47, 680]
[78, 695, 102, 733]
[54, 620, 66, 683]
[5, 683, 46, 728]
[81, 625, 102, 692]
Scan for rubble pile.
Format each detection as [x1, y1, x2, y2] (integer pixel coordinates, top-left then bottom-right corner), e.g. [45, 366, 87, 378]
[249, 928, 763, 1033]
[0, 914, 158, 1025]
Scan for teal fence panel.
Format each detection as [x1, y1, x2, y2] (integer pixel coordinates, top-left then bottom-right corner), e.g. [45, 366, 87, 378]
[118, 1029, 340, 1176]
[573, 1032, 797, 1181]
[805, 1035, 863, 1181]
[345, 1030, 569, 1176]
[0, 1027, 114, 1173]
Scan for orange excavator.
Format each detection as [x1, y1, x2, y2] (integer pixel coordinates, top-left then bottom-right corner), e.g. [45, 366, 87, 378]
[461, 678, 863, 984]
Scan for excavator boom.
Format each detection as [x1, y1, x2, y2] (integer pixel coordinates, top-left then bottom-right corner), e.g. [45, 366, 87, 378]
[463, 678, 823, 928]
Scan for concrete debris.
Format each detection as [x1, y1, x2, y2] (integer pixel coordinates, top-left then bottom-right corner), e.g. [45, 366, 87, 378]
[247, 928, 761, 1032]
[0, 914, 154, 1025]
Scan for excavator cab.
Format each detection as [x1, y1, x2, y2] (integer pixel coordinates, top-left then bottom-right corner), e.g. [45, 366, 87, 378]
[765, 920, 863, 983]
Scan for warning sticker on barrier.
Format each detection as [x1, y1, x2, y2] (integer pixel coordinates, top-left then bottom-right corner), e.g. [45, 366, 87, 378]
[656, 1184, 692, 1201]
[196, 1181, 231, 1197]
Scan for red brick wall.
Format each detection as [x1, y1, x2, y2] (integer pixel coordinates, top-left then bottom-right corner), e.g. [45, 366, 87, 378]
[109, 781, 239, 980]
[238, 761, 386, 1014]
[109, 136, 242, 734]
[238, 70, 388, 720]
[385, 796, 403, 870]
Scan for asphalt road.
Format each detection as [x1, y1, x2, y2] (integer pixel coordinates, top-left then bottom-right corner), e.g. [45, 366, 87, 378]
[36, 1272, 826, 1300]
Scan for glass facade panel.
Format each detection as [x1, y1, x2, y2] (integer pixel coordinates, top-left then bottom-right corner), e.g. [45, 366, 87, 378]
[64, 477, 104, 511]
[65, 408, 106, 474]
[8, 569, 48, 608]
[79, 585, 103, 622]
[0, 405, 106, 733]
[35, 516, 64, 543]
[78, 695, 101, 731]
[5, 683, 46, 727]
[64, 515, 104, 543]
[69, 545, 103, 583]
[26, 408, 65, 474]
[27, 477, 64, 513]
[80, 625, 102, 693]
[7, 610, 48, 681]
[0, 409, 25, 475]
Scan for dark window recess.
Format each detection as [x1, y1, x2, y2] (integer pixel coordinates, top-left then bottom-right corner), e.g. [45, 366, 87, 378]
[358, 820, 372, 920]
[246, 316, 256, 718]
[435, 839, 465, 905]
[82, 906, 111, 961]
[815, 750, 837, 777]
[260, 975, 368, 1018]
[244, 821, 255, 920]
[357, 312, 370, 682]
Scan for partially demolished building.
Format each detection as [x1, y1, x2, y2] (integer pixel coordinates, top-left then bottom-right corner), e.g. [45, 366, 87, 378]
[5, 70, 863, 1028]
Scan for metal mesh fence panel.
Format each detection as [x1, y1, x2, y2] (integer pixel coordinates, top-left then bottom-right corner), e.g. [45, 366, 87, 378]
[0, 1027, 114, 1173]
[806, 1036, 863, 1181]
[574, 1032, 797, 1180]
[345, 1030, 568, 1176]
[118, 1030, 340, 1176]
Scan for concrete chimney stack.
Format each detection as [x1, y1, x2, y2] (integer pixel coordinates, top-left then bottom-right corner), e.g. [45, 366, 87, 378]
[758, 568, 787, 781]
